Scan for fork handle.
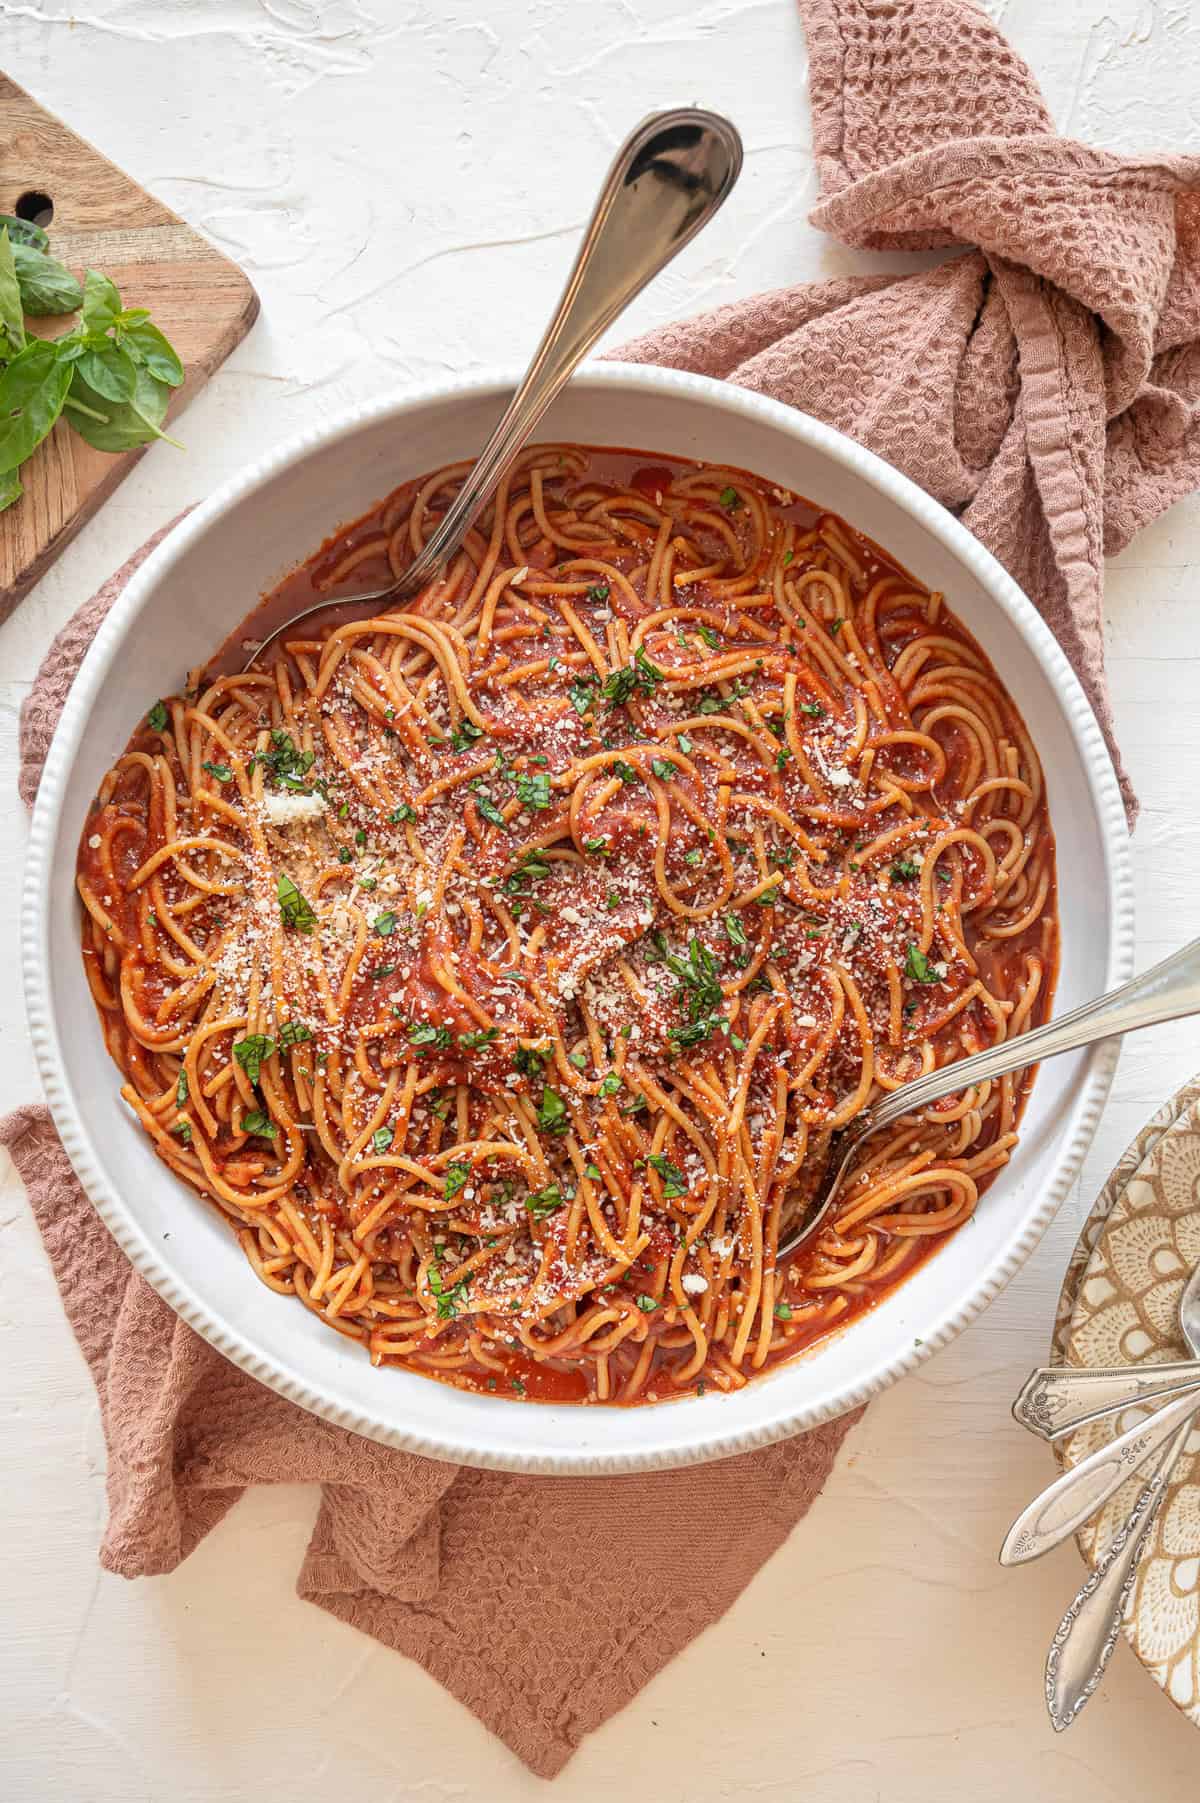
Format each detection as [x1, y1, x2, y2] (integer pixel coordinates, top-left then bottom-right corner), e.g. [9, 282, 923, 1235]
[397, 110, 742, 597]
[1045, 1417, 1191, 1730]
[1013, 1362, 1200, 1440]
[863, 935, 1200, 1137]
[1000, 1384, 1200, 1564]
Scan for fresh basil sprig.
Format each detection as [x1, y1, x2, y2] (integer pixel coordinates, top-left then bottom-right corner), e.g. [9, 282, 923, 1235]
[0, 231, 184, 511]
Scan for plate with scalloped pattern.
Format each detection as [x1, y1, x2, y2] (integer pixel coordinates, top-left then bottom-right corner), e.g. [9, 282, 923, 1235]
[1053, 1075, 1200, 1725]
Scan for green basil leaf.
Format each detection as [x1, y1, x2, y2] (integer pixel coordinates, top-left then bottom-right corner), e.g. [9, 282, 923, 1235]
[233, 1033, 276, 1085]
[0, 339, 73, 473]
[525, 1184, 563, 1221]
[240, 1108, 277, 1139]
[0, 466, 22, 511]
[514, 771, 551, 811]
[0, 213, 47, 250]
[119, 318, 184, 386]
[903, 943, 942, 985]
[0, 229, 25, 357]
[76, 341, 136, 403]
[81, 268, 121, 332]
[277, 872, 317, 933]
[443, 1161, 470, 1199]
[11, 243, 82, 316]
[65, 361, 175, 453]
[537, 1086, 569, 1134]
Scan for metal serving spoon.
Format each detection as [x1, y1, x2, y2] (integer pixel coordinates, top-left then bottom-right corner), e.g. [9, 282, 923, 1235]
[777, 933, 1200, 1261]
[1043, 1257, 1200, 1729]
[248, 108, 742, 668]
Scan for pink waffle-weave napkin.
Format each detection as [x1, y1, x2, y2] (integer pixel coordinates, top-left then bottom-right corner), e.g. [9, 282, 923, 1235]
[6, 0, 1200, 1778]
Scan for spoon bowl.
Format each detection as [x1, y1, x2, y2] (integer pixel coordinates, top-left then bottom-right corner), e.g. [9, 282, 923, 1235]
[247, 108, 741, 670]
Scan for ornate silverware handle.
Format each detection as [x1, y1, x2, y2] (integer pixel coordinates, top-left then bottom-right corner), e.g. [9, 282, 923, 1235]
[1013, 1362, 1200, 1440]
[397, 109, 743, 598]
[1001, 1385, 1200, 1564]
[1045, 1418, 1192, 1730]
[863, 935, 1200, 1138]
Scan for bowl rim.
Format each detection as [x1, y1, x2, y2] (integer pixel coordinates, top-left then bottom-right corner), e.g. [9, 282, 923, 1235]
[22, 360, 1135, 1472]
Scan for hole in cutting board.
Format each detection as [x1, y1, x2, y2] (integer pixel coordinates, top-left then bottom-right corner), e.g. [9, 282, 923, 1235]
[14, 190, 53, 227]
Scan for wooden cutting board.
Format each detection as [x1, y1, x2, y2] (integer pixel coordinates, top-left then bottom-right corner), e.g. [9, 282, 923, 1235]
[0, 74, 259, 618]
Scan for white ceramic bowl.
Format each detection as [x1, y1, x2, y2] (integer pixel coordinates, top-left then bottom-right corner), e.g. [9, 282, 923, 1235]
[23, 364, 1134, 1473]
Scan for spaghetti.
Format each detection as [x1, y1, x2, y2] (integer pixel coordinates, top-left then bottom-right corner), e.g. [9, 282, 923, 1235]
[76, 446, 1057, 1405]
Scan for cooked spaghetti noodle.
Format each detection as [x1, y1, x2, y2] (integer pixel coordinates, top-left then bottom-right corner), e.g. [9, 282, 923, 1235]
[76, 446, 1057, 1405]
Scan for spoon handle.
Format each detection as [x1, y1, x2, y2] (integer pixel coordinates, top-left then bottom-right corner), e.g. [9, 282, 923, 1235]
[399, 109, 742, 596]
[1045, 1418, 1191, 1730]
[866, 934, 1200, 1138]
[1013, 1362, 1200, 1440]
[1000, 1384, 1200, 1564]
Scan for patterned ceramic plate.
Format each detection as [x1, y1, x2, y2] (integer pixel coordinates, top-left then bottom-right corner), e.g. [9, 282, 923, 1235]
[1052, 1076, 1200, 1723]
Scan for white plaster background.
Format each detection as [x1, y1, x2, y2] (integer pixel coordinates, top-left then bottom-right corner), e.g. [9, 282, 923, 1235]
[2, 1, 1200, 1797]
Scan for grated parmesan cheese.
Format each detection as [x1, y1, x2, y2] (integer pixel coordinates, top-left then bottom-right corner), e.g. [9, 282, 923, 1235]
[262, 790, 327, 826]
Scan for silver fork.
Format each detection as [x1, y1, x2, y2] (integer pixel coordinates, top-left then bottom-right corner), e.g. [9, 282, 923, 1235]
[777, 934, 1200, 1260]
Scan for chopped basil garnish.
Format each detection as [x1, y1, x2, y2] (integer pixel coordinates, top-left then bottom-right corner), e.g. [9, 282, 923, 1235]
[568, 679, 595, 717]
[240, 1108, 276, 1139]
[276, 873, 316, 933]
[457, 1026, 498, 1050]
[449, 716, 484, 752]
[443, 1161, 470, 1199]
[250, 728, 316, 793]
[409, 1021, 452, 1051]
[233, 1033, 275, 1084]
[904, 943, 941, 984]
[515, 770, 552, 811]
[428, 1265, 468, 1319]
[525, 1184, 564, 1221]
[537, 1086, 569, 1134]
[647, 1153, 686, 1198]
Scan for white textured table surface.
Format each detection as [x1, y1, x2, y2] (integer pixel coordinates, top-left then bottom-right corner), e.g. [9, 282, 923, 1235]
[3, 3, 1199, 1798]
